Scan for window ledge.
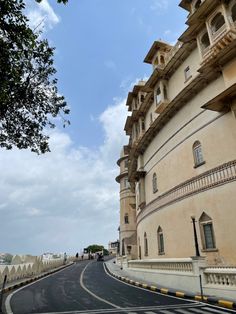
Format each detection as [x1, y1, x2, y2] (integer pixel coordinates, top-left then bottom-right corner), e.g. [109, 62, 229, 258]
[158, 252, 165, 255]
[194, 161, 206, 168]
[184, 75, 192, 83]
[201, 248, 218, 253]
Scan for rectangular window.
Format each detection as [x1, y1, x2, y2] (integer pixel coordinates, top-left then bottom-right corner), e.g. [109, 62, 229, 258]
[184, 66, 191, 81]
[203, 224, 215, 249]
[124, 178, 130, 189]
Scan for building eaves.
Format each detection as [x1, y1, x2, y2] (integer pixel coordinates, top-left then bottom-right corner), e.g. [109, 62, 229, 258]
[143, 40, 172, 64]
[202, 82, 236, 112]
[179, 0, 191, 11]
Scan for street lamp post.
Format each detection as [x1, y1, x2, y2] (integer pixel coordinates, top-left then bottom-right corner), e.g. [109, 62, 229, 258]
[191, 216, 200, 257]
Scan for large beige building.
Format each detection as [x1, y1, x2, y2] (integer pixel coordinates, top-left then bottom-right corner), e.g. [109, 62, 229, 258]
[117, 0, 236, 267]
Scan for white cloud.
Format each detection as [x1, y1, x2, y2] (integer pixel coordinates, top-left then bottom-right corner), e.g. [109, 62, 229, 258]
[25, 0, 60, 31]
[0, 98, 128, 255]
[104, 60, 117, 71]
[150, 0, 169, 12]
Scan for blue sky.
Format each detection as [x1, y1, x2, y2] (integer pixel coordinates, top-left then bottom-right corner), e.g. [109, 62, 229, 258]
[0, 0, 188, 256]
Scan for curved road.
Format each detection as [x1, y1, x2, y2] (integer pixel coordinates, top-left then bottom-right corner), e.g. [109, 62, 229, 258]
[3, 260, 235, 314]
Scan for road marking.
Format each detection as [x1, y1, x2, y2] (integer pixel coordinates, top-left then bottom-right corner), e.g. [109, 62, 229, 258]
[80, 262, 121, 309]
[103, 262, 198, 304]
[176, 309, 195, 313]
[5, 264, 74, 314]
[202, 307, 234, 313]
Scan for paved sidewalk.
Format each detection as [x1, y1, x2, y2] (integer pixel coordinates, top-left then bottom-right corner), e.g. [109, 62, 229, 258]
[104, 259, 236, 311]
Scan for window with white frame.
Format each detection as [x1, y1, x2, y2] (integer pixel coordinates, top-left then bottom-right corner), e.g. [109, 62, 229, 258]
[144, 232, 148, 256]
[157, 226, 165, 254]
[152, 172, 158, 193]
[200, 31, 210, 50]
[231, 2, 236, 22]
[193, 141, 204, 167]
[199, 212, 216, 250]
[124, 178, 130, 189]
[184, 66, 191, 81]
[210, 12, 225, 34]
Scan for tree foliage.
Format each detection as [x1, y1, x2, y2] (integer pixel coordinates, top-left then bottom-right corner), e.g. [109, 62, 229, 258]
[86, 244, 104, 253]
[0, 0, 70, 154]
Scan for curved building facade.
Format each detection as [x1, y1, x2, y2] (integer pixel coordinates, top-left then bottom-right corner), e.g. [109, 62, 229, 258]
[118, 0, 236, 266]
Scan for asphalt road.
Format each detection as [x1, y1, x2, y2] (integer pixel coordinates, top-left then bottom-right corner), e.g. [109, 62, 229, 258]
[3, 259, 235, 314]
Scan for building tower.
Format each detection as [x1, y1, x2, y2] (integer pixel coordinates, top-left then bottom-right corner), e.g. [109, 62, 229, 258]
[116, 146, 137, 259]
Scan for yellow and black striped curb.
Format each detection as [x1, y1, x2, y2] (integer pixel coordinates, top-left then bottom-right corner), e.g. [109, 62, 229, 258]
[104, 263, 236, 310]
[0, 262, 74, 294]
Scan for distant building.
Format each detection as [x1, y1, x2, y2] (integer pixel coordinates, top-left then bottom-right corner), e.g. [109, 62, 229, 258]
[108, 240, 119, 255]
[117, 0, 236, 266]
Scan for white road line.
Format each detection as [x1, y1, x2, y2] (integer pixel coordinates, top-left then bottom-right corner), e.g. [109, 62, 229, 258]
[144, 312, 157, 314]
[80, 262, 121, 309]
[159, 311, 177, 314]
[190, 308, 211, 313]
[176, 309, 194, 314]
[5, 265, 74, 314]
[202, 308, 233, 314]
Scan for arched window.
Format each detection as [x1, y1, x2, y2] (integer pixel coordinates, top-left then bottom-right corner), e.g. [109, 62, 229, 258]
[156, 87, 161, 104]
[152, 173, 158, 193]
[124, 213, 129, 224]
[122, 239, 125, 255]
[194, 0, 201, 9]
[199, 212, 216, 250]
[163, 85, 168, 100]
[231, 3, 236, 22]
[193, 141, 204, 167]
[144, 232, 148, 256]
[138, 237, 141, 259]
[157, 227, 165, 254]
[160, 55, 165, 65]
[211, 12, 225, 34]
[201, 31, 210, 50]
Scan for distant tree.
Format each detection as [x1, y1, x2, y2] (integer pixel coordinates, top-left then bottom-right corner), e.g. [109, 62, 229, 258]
[0, 0, 70, 154]
[3, 253, 13, 264]
[103, 249, 109, 256]
[86, 244, 104, 253]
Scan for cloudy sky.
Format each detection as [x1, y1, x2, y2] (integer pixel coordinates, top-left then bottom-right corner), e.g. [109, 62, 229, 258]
[0, 0, 187, 256]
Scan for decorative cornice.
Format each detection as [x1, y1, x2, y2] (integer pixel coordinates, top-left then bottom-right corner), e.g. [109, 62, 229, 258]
[137, 160, 236, 226]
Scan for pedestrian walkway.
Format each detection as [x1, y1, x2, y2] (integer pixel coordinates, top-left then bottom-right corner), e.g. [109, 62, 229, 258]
[104, 259, 236, 312]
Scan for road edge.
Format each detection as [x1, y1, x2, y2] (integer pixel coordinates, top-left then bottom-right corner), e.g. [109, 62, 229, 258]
[104, 262, 236, 311]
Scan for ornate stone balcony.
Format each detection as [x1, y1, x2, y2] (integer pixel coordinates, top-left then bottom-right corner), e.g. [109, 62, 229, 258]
[200, 24, 236, 69]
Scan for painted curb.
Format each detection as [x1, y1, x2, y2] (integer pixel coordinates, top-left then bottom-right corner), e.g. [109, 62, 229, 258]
[104, 263, 236, 310]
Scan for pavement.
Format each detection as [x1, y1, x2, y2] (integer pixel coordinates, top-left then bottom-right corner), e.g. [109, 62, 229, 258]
[104, 258, 236, 311]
